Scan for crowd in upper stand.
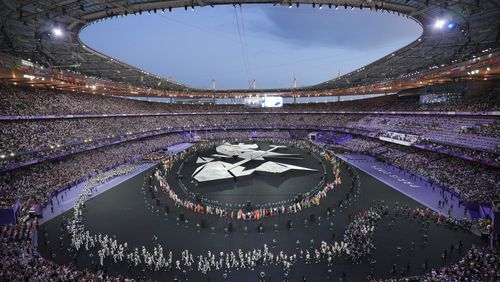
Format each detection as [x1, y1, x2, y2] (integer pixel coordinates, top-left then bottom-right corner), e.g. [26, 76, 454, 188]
[348, 114, 498, 152]
[336, 137, 499, 203]
[418, 141, 499, 164]
[354, 114, 499, 138]
[1, 84, 499, 116]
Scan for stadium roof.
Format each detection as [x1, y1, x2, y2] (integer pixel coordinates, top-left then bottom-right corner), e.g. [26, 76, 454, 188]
[0, 0, 499, 94]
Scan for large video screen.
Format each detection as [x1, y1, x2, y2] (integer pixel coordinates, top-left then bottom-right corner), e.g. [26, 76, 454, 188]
[244, 96, 283, 108]
[243, 97, 262, 108]
[262, 96, 283, 107]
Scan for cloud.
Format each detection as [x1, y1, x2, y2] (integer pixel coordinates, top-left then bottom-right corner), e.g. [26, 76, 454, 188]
[248, 6, 422, 51]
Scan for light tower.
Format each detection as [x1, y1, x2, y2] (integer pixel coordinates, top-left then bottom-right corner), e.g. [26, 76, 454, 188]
[211, 78, 216, 90]
[211, 78, 216, 104]
[292, 76, 298, 104]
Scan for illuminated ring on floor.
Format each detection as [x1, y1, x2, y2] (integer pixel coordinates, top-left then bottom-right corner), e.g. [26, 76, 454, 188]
[152, 139, 342, 220]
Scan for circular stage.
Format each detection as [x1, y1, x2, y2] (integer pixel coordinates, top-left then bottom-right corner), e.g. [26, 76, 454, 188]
[174, 141, 331, 208]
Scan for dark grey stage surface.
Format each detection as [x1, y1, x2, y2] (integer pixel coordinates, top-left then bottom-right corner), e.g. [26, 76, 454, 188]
[179, 142, 327, 206]
[38, 159, 486, 281]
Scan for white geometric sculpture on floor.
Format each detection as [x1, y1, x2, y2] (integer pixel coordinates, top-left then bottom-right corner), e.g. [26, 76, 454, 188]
[196, 157, 214, 164]
[212, 143, 301, 160]
[192, 143, 317, 182]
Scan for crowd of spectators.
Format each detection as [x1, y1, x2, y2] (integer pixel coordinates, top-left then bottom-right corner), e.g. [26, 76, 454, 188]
[1, 86, 497, 172]
[0, 113, 359, 166]
[2, 113, 496, 170]
[339, 138, 383, 152]
[418, 141, 499, 165]
[348, 114, 498, 152]
[0, 134, 188, 211]
[384, 245, 499, 281]
[337, 137, 499, 203]
[195, 130, 292, 140]
[1, 84, 498, 117]
[0, 220, 131, 281]
[418, 85, 500, 112]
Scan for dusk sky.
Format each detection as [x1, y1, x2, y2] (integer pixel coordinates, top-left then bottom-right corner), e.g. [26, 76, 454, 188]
[80, 4, 422, 89]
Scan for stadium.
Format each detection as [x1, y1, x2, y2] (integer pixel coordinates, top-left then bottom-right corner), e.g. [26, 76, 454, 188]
[0, 0, 499, 281]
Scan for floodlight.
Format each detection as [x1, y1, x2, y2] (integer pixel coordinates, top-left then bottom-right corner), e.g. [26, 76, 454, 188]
[52, 27, 63, 37]
[434, 19, 446, 29]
